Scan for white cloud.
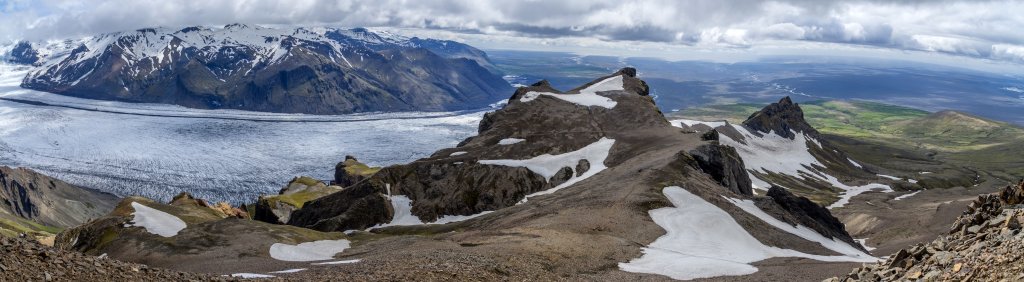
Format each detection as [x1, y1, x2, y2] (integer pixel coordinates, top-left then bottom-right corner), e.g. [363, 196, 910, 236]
[0, 0, 1022, 64]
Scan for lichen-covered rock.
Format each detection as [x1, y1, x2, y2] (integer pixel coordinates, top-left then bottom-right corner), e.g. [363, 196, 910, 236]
[253, 176, 342, 224]
[334, 156, 381, 187]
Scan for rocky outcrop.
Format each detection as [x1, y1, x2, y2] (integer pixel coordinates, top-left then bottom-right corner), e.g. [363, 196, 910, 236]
[830, 180, 1024, 281]
[1, 236, 228, 281]
[334, 156, 380, 187]
[253, 176, 341, 224]
[742, 96, 818, 139]
[288, 67, 669, 231]
[688, 144, 753, 196]
[16, 25, 512, 114]
[0, 166, 118, 232]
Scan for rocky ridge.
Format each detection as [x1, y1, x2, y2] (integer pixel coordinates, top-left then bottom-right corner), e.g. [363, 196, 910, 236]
[829, 180, 1024, 281]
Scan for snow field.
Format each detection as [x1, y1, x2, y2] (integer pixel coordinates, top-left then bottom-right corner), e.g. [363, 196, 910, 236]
[268, 239, 352, 262]
[619, 186, 877, 280]
[127, 202, 186, 237]
[519, 75, 622, 108]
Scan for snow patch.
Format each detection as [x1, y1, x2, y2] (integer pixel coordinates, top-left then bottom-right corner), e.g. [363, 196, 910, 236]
[479, 137, 615, 202]
[669, 119, 727, 129]
[268, 268, 306, 274]
[848, 158, 863, 169]
[855, 238, 877, 252]
[372, 195, 493, 228]
[230, 273, 275, 278]
[311, 259, 361, 265]
[449, 151, 467, 156]
[877, 174, 901, 181]
[127, 202, 186, 237]
[894, 191, 921, 201]
[619, 186, 876, 280]
[269, 239, 351, 262]
[519, 75, 622, 108]
[498, 138, 525, 145]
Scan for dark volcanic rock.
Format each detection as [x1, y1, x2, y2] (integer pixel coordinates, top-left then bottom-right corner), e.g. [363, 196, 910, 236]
[763, 186, 860, 248]
[688, 144, 753, 196]
[741, 96, 819, 139]
[17, 26, 512, 114]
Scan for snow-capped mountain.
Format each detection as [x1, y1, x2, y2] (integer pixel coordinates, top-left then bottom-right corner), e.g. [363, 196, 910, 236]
[672, 97, 899, 209]
[2, 24, 512, 114]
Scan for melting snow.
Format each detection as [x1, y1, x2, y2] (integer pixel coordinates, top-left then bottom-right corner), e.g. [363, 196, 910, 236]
[498, 138, 525, 145]
[519, 76, 622, 108]
[230, 273, 275, 278]
[878, 174, 901, 180]
[619, 186, 876, 280]
[311, 259, 361, 265]
[268, 268, 306, 274]
[269, 239, 351, 262]
[449, 151, 467, 156]
[848, 158, 863, 168]
[669, 119, 727, 129]
[855, 238, 877, 252]
[479, 137, 615, 202]
[127, 202, 186, 237]
[894, 191, 921, 201]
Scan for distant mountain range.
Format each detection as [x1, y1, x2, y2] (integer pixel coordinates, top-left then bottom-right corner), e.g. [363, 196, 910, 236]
[1, 25, 512, 114]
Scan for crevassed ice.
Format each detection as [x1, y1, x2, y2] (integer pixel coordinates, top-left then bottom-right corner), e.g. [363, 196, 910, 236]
[619, 186, 877, 280]
[519, 75, 622, 108]
[269, 239, 352, 262]
[127, 202, 186, 237]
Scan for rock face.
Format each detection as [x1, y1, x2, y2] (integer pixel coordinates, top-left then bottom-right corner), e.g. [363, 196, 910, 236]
[288, 67, 667, 231]
[742, 96, 818, 139]
[688, 144, 753, 196]
[253, 176, 342, 224]
[333, 156, 380, 187]
[0, 166, 118, 231]
[12, 25, 512, 114]
[830, 180, 1024, 282]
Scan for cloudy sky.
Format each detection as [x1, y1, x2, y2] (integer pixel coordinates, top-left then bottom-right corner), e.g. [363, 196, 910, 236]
[2, 0, 1023, 66]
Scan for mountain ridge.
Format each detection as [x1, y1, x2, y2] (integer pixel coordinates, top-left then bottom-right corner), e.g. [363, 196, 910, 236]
[3, 24, 512, 114]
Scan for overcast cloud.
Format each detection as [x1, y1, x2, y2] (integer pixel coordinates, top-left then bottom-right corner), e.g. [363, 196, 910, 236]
[1, 0, 1022, 64]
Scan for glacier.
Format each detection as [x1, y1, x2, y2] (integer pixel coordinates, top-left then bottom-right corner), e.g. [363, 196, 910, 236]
[0, 64, 486, 204]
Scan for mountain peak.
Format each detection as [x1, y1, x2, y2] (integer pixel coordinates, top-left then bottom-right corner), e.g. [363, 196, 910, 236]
[742, 96, 818, 139]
